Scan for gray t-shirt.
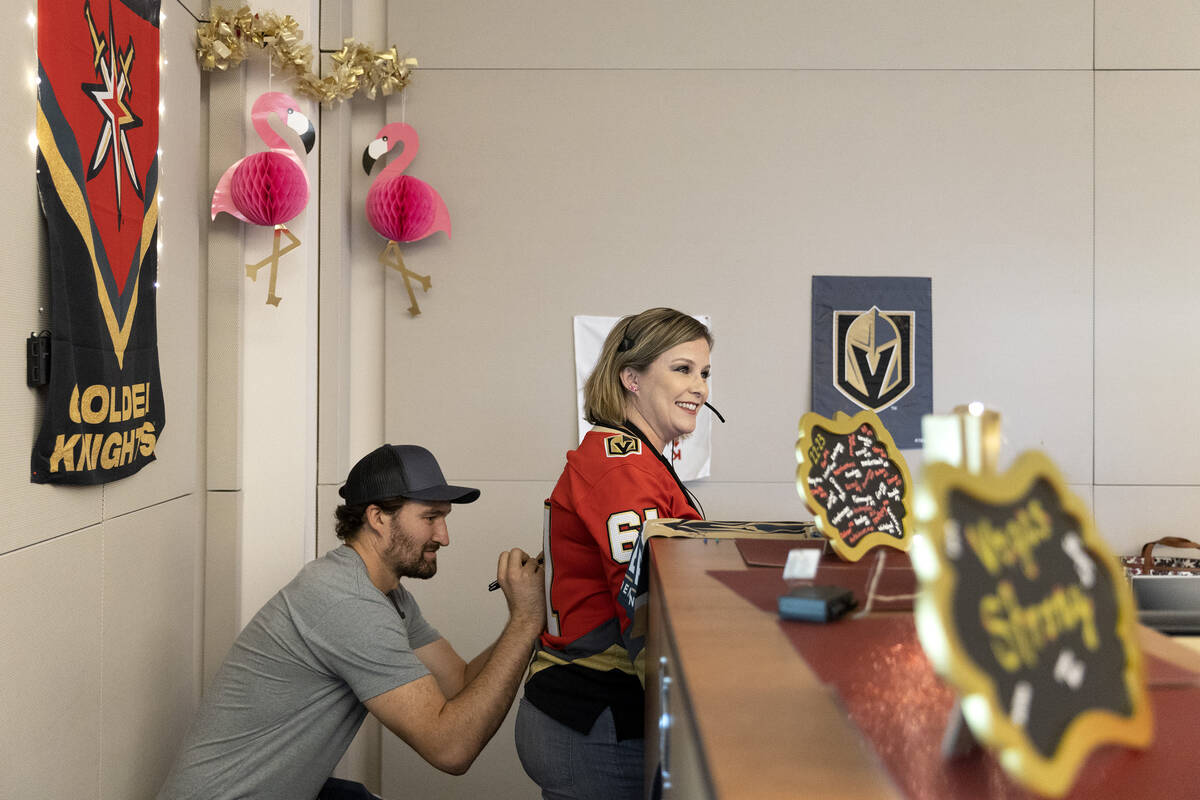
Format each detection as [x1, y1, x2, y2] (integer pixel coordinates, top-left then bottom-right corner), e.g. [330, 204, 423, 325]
[159, 545, 441, 800]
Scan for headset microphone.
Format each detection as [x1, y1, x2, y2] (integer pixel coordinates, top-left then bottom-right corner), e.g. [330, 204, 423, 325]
[704, 401, 726, 423]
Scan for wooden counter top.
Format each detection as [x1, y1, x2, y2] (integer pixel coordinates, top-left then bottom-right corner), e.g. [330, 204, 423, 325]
[646, 538, 901, 799]
[645, 537, 1200, 800]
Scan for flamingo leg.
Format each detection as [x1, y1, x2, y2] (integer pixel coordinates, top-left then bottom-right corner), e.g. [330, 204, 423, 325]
[245, 225, 301, 306]
[380, 240, 432, 316]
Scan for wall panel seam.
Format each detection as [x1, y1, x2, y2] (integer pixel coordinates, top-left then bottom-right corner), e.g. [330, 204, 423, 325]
[101, 492, 195, 521]
[1, 524, 102, 558]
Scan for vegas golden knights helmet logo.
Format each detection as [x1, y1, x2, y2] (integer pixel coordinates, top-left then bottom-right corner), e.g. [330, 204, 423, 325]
[605, 434, 642, 457]
[833, 307, 915, 411]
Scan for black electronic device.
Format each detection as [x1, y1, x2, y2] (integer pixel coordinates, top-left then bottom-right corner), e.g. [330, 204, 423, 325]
[27, 331, 51, 387]
[778, 584, 856, 622]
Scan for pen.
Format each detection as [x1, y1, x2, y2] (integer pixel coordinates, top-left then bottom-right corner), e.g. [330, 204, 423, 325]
[488, 554, 544, 591]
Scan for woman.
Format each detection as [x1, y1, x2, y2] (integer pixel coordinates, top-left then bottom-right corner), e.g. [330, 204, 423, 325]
[515, 307, 712, 800]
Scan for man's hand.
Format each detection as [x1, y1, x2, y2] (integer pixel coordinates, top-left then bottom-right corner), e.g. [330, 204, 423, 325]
[367, 544, 549, 767]
[368, 547, 549, 774]
[495, 547, 546, 638]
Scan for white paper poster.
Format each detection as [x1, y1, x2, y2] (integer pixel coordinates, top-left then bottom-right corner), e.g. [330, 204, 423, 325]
[573, 314, 713, 481]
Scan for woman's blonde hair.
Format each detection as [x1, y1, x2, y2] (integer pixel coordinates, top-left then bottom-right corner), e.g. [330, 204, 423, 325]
[583, 308, 713, 426]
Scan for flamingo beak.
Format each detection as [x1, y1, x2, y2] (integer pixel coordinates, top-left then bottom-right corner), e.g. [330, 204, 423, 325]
[299, 124, 316, 153]
[363, 137, 389, 174]
[286, 110, 316, 153]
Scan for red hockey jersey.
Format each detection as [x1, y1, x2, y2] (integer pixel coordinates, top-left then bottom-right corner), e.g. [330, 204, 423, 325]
[524, 425, 700, 738]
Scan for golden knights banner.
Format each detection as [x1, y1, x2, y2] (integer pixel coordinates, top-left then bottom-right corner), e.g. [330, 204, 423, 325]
[32, 0, 163, 484]
[811, 276, 932, 449]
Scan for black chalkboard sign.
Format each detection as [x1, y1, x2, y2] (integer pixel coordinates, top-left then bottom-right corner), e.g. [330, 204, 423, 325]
[913, 451, 1152, 797]
[796, 409, 913, 562]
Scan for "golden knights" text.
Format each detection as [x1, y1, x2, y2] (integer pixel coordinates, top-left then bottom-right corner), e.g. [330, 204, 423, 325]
[49, 383, 158, 473]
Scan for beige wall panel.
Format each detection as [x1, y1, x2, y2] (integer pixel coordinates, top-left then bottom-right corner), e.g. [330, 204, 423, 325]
[0, 485, 103, 554]
[103, 5, 204, 518]
[384, 69, 1094, 485]
[0, 0, 104, 553]
[344, 94, 391, 464]
[205, 489, 242, 683]
[318, 97, 355, 487]
[317, 0, 390, 492]
[0, 529, 103, 800]
[1097, 0, 1200, 69]
[1094, 485, 1200, 556]
[393, 1, 1091, 69]
[101, 495, 202, 799]
[697, 479, 815, 522]
[205, 71, 246, 493]
[326, 40, 390, 487]
[1095, 72, 1200, 485]
[381, 478, 552, 799]
[317, 481, 343, 556]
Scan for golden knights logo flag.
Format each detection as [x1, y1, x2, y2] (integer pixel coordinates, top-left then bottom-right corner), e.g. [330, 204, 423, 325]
[32, 0, 163, 484]
[811, 276, 931, 449]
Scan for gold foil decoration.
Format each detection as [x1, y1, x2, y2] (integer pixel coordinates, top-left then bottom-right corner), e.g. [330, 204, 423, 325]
[195, 6, 416, 104]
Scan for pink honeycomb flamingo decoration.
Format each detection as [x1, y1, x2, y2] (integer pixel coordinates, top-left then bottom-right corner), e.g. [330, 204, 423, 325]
[212, 91, 315, 306]
[363, 123, 451, 316]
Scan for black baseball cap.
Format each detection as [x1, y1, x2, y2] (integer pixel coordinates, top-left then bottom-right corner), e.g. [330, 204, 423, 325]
[339, 444, 480, 506]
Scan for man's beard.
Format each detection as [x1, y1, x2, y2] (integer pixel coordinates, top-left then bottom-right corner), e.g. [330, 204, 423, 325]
[384, 522, 439, 580]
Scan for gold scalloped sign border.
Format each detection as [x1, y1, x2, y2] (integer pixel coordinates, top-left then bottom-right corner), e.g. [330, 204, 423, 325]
[911, 451, 1152, 797]
[795, 408, 914, 562]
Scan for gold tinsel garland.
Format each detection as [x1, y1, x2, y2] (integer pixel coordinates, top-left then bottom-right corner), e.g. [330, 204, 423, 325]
[195, 5, 417, 104]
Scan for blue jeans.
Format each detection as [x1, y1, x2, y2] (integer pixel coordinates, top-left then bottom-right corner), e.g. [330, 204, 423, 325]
[317, 778, 379, 799]
[515, 696, 644, 800]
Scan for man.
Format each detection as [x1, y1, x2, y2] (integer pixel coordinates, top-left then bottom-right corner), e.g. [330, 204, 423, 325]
[159, 444, 545, 800]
